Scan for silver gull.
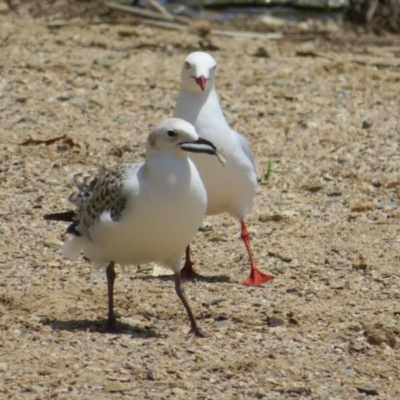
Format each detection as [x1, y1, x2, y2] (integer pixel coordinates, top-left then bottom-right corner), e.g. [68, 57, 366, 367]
[44, 118, 225, 336]
[173, 51, 274, 286]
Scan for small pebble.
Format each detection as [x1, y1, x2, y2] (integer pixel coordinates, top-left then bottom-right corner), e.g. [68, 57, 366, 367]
[30, 385, 46, 393]
[267, 316, 284, 328]
[44, 234, 62, 249]
[255, 388, 266, 398]
[362, 120, 373, 129]
[104, 382, 130, 392]
[348, 341, 364, 353]
[339, 368, 357, 377]
[171, 387, 185, 395]
[356, 383, 378, 395]
[213, 319, 230, 328]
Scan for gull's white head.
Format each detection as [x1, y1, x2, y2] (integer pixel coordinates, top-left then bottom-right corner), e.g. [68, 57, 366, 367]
[147, 118, 223, 161]
[180, 52, 217, 94]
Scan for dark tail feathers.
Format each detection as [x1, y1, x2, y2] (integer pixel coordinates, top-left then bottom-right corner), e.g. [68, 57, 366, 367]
[43, 210, 76, 222]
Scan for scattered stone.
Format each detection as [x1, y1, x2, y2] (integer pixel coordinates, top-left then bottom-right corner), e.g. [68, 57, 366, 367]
[386, 319, 397, 328]
[147, 391, 167, 398]
[209, 235, 228, 242]
[152, 265, 174, 277]
[253, 47, 270, 58]
[339, 368, 357, 377]
[199, 222, 213, 232]
[145, 367, 155, 381]
[259, 214, 284, 222]
[288, 316, 299, 325]
[323, 174, 335, 182]
[362, 120, 373, 129]
[171, 387, 185, 395]
[308, 380, 322, 388]
[377, 201, 397, 209]
[118, 29, 139, 38]
[281, 210, 300, 217]
[348, 340, 365, 353]
[352, 263, 368, 270]
[93, 58, 114, 68]
[268, 251, 292, 263]
[44, 234, 62, 249]
[69, 97, 86, 107]
[255, 388, 266, 398]
[356, 383, 378, 395]
[327, 191, 342, 197]
[305, 121, 318, 129]
[214, 315, 230, 327]
[286, 387, 310, 395]
[30, 385, 46, 393]
[314, 388, 330, 399]
[303, 185, 323, 193]
[0, 363, 7, 372]
[351, 202, 373, 212]
[17, 117, 37, 124]
[104, 381, 130, 392]
[267, 316, 284, 328]
[121, 317, 143, 325]
[330, 282, 345, 290]
[365, 324, 397, 348]
[38, 369, 52, 376]
[213, 319, 230, 328]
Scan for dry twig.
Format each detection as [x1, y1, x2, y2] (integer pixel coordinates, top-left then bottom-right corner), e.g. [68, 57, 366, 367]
[147, 0, 174, 21]
[135, 18, 283, 40]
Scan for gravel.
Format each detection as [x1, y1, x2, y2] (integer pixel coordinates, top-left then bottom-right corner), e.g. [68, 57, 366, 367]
[1, 2, 400, 399]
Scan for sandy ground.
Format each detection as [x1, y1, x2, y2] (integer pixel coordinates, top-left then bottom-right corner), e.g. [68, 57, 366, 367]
[1, 2, 400, 399]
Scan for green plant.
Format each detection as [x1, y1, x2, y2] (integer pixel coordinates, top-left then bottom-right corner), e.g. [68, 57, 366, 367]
[263, 160, 273, 181]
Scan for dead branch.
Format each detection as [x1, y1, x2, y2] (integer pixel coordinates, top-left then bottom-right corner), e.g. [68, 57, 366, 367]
[147, 0, 174, 21]
[135, 18, 283, 40]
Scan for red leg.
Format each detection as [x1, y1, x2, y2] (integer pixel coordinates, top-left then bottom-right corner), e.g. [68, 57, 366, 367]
[180, 245, 199, 279]
[239, 220, 274, 286]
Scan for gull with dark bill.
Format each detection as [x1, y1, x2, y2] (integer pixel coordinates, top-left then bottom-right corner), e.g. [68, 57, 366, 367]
[174, 51, 274, 286]
[44, 118, 224, 337]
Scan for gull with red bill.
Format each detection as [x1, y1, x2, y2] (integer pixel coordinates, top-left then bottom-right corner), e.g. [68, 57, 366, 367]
[173, 51, 274, 286]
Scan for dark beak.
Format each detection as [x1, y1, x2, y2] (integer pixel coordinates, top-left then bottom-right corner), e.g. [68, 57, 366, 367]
[180, 138, 226, 165]
[180, 137, 216, 155]
[194, 75, 206, 91]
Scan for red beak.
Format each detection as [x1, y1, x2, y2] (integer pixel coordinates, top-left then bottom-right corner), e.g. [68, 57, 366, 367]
[195, 75, 206, 91]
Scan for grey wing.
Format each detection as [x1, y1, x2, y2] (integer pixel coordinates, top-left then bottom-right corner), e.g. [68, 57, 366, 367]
[237, 132, 256, 170]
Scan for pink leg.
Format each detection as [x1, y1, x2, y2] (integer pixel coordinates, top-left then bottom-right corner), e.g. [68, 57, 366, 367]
[239, 220, 274, 286]
[180, 245, 198, 279]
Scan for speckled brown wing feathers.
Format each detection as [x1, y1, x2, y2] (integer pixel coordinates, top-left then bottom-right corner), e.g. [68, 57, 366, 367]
[73, 164, 134, 234]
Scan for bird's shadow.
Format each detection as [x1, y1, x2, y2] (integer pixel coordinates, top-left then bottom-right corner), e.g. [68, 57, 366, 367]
[43, 318, 162, 338]
[137, 273, 233, 284]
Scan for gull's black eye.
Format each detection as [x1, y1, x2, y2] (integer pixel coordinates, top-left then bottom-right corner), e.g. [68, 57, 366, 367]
[213, 65, 217, 70]
[167, 130, 176, 138]
[184, 61, 191, 69]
